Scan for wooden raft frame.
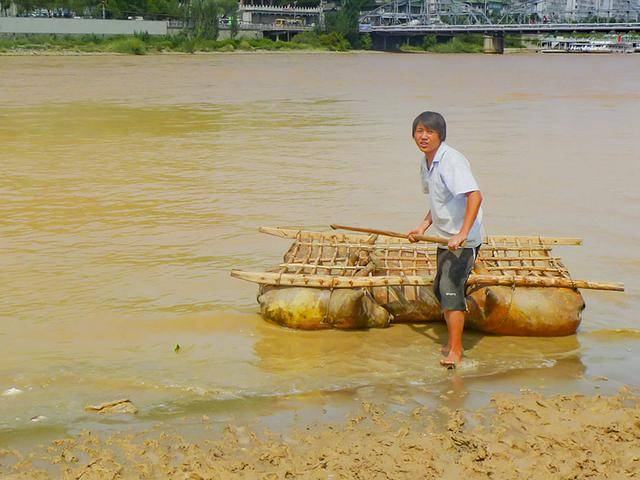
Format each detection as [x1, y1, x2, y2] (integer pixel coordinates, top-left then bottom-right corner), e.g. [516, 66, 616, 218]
[230, 227, 624, 292]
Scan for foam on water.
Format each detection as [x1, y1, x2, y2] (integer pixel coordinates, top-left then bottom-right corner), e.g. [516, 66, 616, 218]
[1, 388, 23, 397]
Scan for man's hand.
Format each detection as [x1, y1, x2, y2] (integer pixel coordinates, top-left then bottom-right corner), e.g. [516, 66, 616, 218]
[407, 224, 429, 243]
[448, 231, 468, 250]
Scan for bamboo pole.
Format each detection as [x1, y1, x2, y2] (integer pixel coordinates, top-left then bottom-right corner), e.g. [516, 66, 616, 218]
[230, 270, 624, 292]
[487, 235, 582, 246]
[330, 224, 452, 246]
[263, 236, 551, 253]
[330, 224, 583, 247]
[259, 226, 375, 243]
[260, 226, 582, 246]
[469, 275, 623, 291]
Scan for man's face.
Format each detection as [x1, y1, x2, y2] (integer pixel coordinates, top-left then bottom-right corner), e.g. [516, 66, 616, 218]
[414, 123, 441, 156]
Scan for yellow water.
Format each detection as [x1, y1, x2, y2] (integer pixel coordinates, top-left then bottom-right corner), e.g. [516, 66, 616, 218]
[1, 53, 639, 441]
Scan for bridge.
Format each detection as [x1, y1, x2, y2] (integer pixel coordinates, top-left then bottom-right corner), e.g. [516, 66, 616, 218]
[359, 0, 640, 52]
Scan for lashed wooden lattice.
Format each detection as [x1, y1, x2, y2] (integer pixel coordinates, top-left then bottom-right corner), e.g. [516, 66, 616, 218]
[230, 228, 623, 291]
[273, 230, 569, 280]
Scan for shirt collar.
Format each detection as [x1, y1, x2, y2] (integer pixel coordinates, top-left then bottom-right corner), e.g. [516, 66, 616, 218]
[424, 142, 448, 171]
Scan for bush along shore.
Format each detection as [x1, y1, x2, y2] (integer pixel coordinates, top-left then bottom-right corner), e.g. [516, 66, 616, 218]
[398, 34, 526, 53]
[2, 0, 528, 55]
[0, 31, 528, 55]
[0, 31, 360, 54]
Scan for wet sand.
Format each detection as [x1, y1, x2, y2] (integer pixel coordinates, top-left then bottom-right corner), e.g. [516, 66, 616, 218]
[3, 388, 639, 479]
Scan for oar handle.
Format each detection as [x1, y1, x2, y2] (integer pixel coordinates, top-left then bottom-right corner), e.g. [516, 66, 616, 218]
[330, 224, 454, 246]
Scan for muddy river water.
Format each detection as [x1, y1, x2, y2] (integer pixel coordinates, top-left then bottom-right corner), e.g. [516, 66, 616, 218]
[1, 52, 639, 447]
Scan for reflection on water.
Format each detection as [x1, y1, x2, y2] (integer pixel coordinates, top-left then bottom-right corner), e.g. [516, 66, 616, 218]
[1, 54, 638, 439]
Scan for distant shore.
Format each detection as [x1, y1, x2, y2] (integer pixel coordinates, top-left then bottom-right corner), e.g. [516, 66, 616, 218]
[0, 33, 531, 55]
[0, 32, 353, 55]
[0, 49, 534, 56]
[0, 47, 533, 56]
[0, 48, 371, 56]
[3, 389, 638, 478]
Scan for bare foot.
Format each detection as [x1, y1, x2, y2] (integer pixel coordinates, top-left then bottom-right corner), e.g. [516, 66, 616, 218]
[440, 349, 463, 369]
[440, 345, 450, 356]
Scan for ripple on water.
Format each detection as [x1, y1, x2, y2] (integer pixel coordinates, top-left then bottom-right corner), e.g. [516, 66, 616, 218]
[582, 328, 640, 341]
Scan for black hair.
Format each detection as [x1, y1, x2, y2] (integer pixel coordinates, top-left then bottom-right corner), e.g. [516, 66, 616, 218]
[412, 111, 446, 141]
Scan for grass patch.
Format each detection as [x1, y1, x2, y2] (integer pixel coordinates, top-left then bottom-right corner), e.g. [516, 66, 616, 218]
[291, 31, 350, 51]
[399, 44, 426, 53]
[429, 35, 483, 53]
[0, 32, 354, 55]
[109, 37, 147, 55]
[397, 34, 484, 54]
[505, 35, 525, 48]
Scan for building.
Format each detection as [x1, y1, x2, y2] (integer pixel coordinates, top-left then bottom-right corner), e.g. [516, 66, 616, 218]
[465, 0, 510, 15]
[238, 2, 323, 29]
[536, 0, 640, 20]
[1, 1, 18, 16]
[602, 0, 640, 20]
[566, 0, 597, 20]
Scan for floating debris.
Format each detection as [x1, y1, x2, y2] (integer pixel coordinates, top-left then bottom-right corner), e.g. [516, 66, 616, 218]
[84, 398, 138, 415]
[2, 387, 23, 396]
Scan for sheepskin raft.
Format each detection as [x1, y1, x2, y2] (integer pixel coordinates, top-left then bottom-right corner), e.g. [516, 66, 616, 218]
[231, 227, 624, 336]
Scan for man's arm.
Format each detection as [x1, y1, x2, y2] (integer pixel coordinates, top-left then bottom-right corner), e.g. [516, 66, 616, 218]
[407, 210, 432, 242]
[448, 190, 483, 250]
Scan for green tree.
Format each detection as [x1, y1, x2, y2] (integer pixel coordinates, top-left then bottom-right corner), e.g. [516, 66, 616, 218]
[230, 12, 239, 39]
[360, 32, 372, 49]
[333, 0, 365, 47]
[422, 34, 436, 49]
[189, 0, 219, 39]
[14, 0, 38, 13]
[13, 0, 99, 15]
[216, 0, 235, 16]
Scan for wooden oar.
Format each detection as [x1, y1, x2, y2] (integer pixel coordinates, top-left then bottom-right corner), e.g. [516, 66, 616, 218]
[330, 224, 453, 246]
[260, 226, 582, 246]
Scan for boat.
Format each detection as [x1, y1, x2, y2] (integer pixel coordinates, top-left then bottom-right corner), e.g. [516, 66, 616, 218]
[231, 227, 624, 336]
[539, 37, 635, 54]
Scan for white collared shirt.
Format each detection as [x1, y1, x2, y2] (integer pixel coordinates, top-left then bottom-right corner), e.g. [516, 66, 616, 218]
[419, 142, 484, 248]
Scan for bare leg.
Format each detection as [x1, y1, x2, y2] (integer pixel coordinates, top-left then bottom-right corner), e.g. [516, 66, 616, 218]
[440, 310, 464, 367]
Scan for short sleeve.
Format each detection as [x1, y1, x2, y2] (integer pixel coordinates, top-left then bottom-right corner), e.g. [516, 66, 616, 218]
[440, 153, 479, 196]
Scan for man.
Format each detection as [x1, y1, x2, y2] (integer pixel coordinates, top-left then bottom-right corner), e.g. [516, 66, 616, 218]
[407, 111, 484, 368]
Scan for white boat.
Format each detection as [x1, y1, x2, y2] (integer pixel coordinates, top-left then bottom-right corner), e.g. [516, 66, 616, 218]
[540, 37, 636, 54]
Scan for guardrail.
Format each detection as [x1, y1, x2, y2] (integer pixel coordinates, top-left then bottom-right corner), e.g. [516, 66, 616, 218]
[167, 19, 313, 31]
[240, 22, 314, 31]
[239, 5, 322, 12]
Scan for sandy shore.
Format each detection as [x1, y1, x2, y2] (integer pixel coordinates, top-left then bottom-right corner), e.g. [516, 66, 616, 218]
[0, 48, 533, 56]
[2, 387, 639, 479]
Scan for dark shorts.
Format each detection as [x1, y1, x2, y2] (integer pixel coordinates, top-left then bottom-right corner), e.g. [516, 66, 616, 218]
[434, 245, 480, 312]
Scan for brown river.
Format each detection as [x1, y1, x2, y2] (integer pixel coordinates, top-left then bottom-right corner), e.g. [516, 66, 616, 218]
[1, 52, 639, 448]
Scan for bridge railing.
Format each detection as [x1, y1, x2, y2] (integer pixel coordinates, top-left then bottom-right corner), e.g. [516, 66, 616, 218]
[359, 0, 640, 27]
[240, 22, 314, 31]
[239, 5, 322, 13]
[360, 21, 640, 33]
